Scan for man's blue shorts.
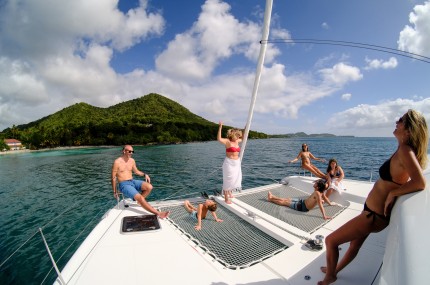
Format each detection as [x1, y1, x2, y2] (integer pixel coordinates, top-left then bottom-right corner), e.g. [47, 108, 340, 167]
[288, 198, 309, 212]
[189, 210, 198, 220]
[119, 179, 144, 199]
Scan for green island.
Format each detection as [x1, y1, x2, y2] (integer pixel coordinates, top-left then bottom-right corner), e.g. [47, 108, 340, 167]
[0, 93, 267, 150]
[0, 93, 351, 151]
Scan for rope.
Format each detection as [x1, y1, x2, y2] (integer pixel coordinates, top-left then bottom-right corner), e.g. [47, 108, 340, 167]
[0, 201, 76, 270]
[241, 165, 280, 184]
[39, 205, 109, 284]
[0, 197, 114, 273]
[0, 230, 39, 269]
[263, 38, 430, 64]
[160, 166, 222, 201]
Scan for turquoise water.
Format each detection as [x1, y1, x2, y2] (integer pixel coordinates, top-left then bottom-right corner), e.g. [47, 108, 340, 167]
[0, 137, 398, 284]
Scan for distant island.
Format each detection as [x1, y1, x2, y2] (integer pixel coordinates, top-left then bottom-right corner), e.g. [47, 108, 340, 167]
[268, 132, 354, 138]
[0, 93, 353, 150]
[0, 93, 267, 150]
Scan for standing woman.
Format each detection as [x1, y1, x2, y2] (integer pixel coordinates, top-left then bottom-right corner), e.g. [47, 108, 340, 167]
[217, 121, 243, 204]
[319, 109, 428, 285]
[325, 158, 345, 197]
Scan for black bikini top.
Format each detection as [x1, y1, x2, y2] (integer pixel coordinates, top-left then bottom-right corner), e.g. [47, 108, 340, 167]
[379, 157, 401, 185]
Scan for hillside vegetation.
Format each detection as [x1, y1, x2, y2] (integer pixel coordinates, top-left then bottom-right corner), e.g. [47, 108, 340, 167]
[2, 93, 267, 149]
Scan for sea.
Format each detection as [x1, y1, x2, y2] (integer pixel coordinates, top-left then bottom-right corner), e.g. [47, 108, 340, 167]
[0, 137, 399, 284]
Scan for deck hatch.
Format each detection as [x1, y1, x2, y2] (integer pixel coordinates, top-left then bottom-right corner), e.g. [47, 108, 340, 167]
[121, 215, 161, 233]
[161, 203, 287, 269]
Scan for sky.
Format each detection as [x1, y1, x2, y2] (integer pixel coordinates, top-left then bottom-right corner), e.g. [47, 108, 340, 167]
[0, 0, 430, 137]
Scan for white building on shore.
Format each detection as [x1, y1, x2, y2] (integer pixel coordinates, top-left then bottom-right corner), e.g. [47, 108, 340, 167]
[4, 139, 24, 151]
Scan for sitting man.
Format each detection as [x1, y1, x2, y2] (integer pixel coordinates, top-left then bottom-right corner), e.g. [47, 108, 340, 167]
[111, 145, 169, 219]
[184, 199, 223, 230]
[267, 179, 336, 220]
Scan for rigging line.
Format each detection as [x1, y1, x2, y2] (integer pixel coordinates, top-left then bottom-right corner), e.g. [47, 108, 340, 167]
[60, 206, 125, 283]
[263, 38, 430, 64]
[160, 166, 222, 201]
[241, 165, 280, 184]
[167, 191, 202, 199]
[40, 206, 109, 284]
[0, 230, 40, 269]
[266, 38, 430, 60]
[40, 200, 81, 231]
[0, 199, 79, 270]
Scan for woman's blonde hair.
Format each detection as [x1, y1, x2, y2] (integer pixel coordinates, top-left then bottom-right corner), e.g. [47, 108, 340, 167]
[405, 109, 429, 169]
[227, 129, 243, 141]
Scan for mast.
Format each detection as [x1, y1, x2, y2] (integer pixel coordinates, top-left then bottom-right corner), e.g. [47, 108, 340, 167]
[239, 0, 273, 160]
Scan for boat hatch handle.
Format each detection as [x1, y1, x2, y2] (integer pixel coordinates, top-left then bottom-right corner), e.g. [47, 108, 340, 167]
[39, 228, 66, 285]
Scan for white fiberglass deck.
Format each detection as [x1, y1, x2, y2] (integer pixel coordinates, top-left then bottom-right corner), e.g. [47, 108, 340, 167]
[57, 176, 388, 285]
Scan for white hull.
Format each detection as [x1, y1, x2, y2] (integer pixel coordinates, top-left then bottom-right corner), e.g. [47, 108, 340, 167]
[55, 174, 415, 285]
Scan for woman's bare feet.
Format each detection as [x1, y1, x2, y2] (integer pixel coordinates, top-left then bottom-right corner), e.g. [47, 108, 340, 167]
[267, 191, 273, 201]
[320, 266, 327, 273]
[224, 190, 233, 204]
[317, 275, 337, 285]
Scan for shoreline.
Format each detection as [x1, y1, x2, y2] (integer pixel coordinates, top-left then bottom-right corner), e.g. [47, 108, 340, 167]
[0, 146, 114, 156]
[0, 141, 216, 156]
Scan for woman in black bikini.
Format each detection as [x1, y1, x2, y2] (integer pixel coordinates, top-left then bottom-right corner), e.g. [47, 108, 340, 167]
[319, 109, 428, 285]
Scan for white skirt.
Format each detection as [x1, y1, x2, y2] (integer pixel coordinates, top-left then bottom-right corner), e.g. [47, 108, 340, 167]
[222, 157, 242, 191]
[329, 178, 345, 194]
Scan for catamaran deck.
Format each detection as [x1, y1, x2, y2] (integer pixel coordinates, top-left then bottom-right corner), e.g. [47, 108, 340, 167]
[57, 176, 387, 285]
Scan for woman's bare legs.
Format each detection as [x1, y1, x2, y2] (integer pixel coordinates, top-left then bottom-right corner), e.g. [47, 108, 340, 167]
[318, 212, 374, 285]
[303, 163, 326, 178]
[320, 234, 368, 274]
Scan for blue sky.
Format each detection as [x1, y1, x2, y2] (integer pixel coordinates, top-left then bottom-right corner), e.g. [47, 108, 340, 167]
[0, 0, 429, 137]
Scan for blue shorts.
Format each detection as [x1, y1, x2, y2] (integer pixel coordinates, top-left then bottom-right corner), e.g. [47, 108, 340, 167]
[119, 179, 144, 199]
[288, 198, 309, 212]
[189, 210, 197, 220]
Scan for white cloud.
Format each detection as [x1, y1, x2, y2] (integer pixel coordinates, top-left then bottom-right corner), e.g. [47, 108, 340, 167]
[0, 0, 359, 132]
[327, 98, 430, 136]
[155, 0, 286, 81]
[341, 93, 352, 101]
[0, 0, 165, 56]
[318, 63, 363, 87]
[364, 57, 398, 70]
[398, 1, 430, 57]
[0, 0, 165, 129]
[0, 0, 426, 139]
[0, 57, 47, 104]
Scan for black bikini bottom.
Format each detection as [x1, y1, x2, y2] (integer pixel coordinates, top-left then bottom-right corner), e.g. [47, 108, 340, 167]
[363, 202, 390, 224]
